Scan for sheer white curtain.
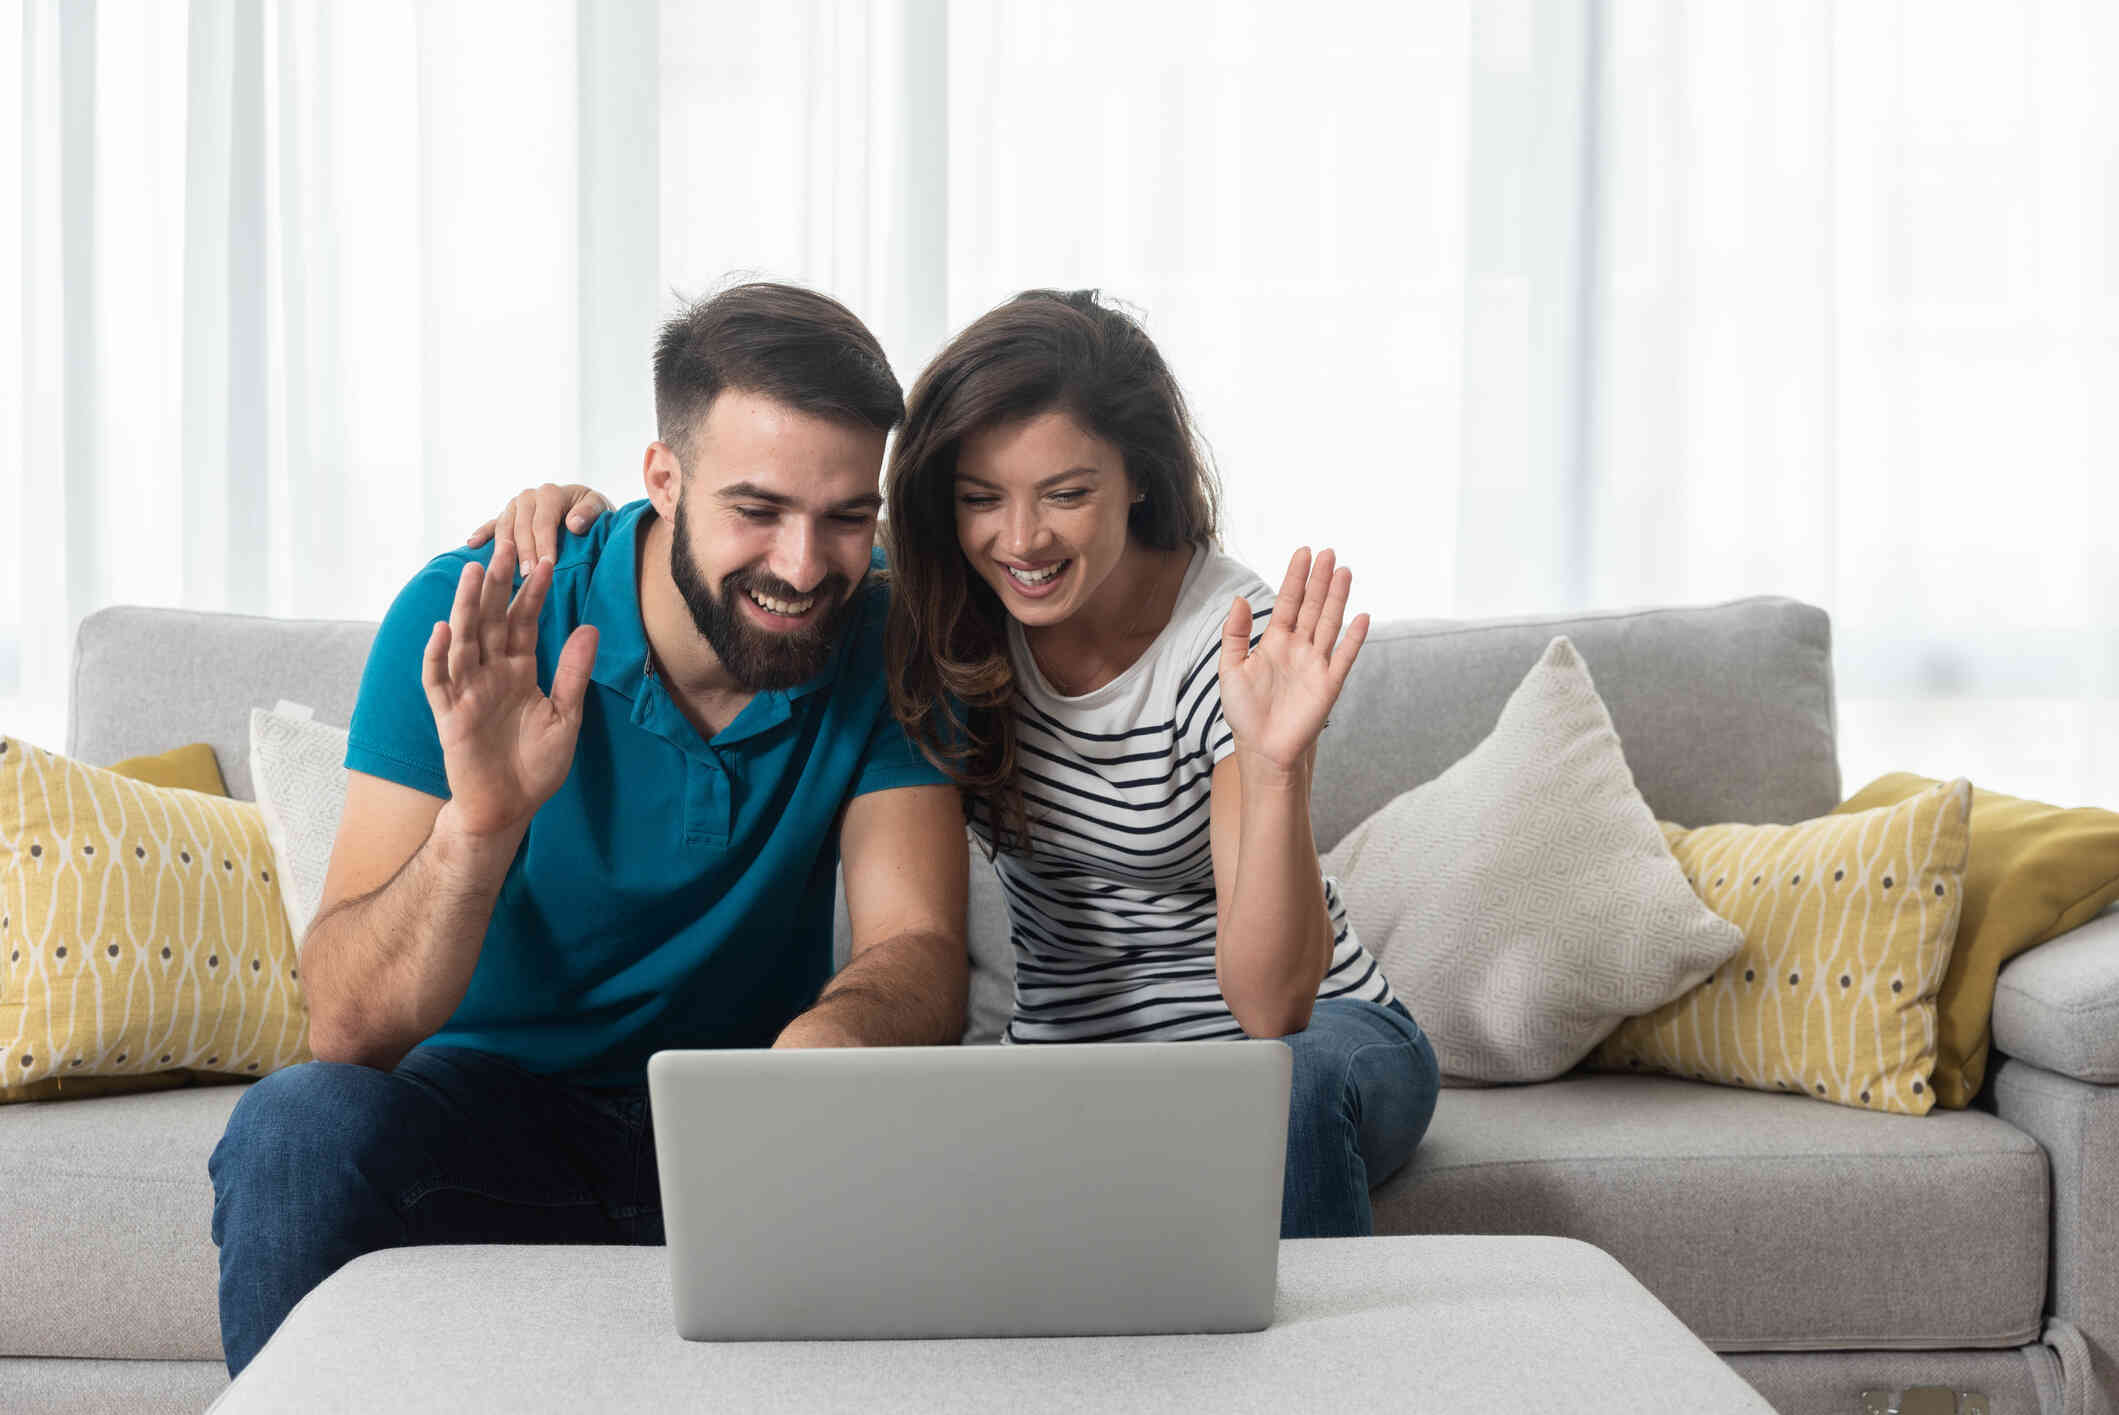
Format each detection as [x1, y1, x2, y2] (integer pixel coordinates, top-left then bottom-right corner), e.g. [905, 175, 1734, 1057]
[7, 0, 2115, 808]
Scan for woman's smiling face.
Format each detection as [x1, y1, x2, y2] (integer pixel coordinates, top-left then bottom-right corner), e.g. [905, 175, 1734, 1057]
[954, 410, 1138, 628]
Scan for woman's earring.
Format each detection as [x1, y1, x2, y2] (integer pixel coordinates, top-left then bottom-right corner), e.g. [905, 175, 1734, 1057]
[1132, 492, 1146, 503]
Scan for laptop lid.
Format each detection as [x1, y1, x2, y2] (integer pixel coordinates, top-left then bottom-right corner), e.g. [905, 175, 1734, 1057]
[646, 1040, 1291, 1341]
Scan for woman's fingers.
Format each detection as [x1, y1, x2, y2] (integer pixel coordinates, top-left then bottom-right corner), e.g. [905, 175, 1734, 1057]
[466, 518, 497, 548]
[567, 488, 610, 531]
[1313, 564, 1352, 653]
[1293, 548, 1336, 642]
[446, 560, 484, 685]
[1272, 548, 1312, 635]
[1328, 612, 1371, 692]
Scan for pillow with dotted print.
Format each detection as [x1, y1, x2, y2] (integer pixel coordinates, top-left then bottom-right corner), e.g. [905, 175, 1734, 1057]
[0, 735, 312, 1102]
[1589, 778, 1970, 1115]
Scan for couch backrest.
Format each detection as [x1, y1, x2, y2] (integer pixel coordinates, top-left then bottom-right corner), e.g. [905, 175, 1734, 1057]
[1310, 595, 1840, 849]
[67, 594, 1840, 836]
[69, 607, 379, 802]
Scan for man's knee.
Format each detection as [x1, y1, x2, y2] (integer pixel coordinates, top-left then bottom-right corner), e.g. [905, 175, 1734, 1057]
[210, 1061, 413, 1244]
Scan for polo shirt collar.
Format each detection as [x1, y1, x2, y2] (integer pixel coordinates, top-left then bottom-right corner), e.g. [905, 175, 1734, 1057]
[582, 502, 854, 718]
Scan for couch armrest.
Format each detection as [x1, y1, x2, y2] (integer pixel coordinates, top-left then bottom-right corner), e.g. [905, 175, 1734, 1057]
[1993, 1059, 2119, 1414]
[1993, 904, 2119, 1085]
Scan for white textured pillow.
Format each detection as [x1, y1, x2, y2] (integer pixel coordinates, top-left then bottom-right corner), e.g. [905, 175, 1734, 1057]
[248, 703, 351, 946]
[1322, 636, 1743, 1085]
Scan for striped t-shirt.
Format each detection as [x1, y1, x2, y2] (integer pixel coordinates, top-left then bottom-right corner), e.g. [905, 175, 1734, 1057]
[976, 544, 1394, 1044]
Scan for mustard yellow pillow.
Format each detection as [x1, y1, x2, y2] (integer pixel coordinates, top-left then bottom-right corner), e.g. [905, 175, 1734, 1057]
[1835, 773, 2119, 1108]
[0, 736, 311, 1103]
[1590, 779, 1971, 1114]
[109, 741, 229, 797]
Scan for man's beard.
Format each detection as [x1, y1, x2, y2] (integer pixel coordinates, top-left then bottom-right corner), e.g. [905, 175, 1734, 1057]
[669, 496, 858, 692]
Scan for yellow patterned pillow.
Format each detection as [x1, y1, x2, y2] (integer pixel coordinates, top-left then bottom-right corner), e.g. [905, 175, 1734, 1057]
[0, 736, 312, 1103]
[1589, 779, 1971, 1114]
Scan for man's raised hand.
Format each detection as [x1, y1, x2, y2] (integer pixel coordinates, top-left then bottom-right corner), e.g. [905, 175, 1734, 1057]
[421, 535, 599, 839]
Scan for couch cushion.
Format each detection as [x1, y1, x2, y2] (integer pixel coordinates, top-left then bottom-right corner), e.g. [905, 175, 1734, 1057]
[1372, 1073, 2048, 1352]
[0, 1085, 246, 1359]
[1310, 596, 1838, 851]
[69, 608, 378, 801]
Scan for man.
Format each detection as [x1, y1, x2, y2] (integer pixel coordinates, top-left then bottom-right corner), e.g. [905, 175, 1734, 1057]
[208, 284, 970, 1376]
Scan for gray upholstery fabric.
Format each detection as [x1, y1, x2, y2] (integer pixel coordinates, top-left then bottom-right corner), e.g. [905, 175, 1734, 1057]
[1310, 596, 1838, 850]
[213, 1238, 1770, 1414]
[1725, 1347, 2064, 1415]
[1373, 1073, 2049, 1352]
[1995, 906, 2119, 1085]
[1994, 1059, 2119, 1415]
[3, 1357, 228, 1415]
[69, 606, 377, 801]
[0, 1086, 246, 1360]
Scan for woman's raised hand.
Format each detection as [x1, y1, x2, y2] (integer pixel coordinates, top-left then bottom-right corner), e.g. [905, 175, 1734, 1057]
[1217, 548, 1369, 773]
[465, 484, 613, 567]
[422, 535, 599, 840]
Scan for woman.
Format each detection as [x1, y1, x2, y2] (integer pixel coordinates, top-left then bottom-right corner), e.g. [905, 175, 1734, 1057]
[475, 290, 1438, 1237]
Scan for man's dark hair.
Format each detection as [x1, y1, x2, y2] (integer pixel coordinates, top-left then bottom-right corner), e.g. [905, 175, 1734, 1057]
[652, 282, 904, 463]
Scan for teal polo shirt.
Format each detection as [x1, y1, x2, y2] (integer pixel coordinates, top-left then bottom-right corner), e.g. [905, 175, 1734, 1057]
[345, 499, 947, 1086]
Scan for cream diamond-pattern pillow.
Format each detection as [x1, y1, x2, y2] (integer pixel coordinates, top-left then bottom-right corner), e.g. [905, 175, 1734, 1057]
[1322, 636, 1742, 1084]
[249, 704, 351, 946]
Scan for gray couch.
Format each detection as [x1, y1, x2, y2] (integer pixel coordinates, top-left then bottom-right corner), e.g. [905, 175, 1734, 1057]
[5, 596, 2114, 1414]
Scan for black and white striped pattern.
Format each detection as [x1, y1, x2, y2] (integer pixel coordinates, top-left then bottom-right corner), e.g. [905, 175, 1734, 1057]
[978, 547, 1393, 1044]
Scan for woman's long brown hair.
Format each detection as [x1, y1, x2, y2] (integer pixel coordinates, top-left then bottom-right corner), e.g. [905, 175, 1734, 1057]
[883, 290, 1220, 854]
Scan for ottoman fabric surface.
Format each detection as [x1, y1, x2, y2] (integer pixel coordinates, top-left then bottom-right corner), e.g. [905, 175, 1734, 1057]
[212, 1237, 1772, 1413]
[1375, 1074, 2049, 1352]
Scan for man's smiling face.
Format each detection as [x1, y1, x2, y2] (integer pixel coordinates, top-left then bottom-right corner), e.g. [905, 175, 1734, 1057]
[667, 388, 887, 691]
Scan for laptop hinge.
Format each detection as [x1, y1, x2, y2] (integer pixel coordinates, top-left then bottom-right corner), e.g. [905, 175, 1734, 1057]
[1860, 1390, 1991, 1415]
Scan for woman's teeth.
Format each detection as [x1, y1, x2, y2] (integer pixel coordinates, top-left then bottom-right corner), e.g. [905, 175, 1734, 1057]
[1007, 562, 1066, 586]
[748, 588, 815, 616]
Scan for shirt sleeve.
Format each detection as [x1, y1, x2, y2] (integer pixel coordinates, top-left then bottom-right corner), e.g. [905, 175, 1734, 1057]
[344, 555, 478, 800]
[850, 701, 952, 799]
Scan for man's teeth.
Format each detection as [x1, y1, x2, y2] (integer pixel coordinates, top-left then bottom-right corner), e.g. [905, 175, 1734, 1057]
[1007, 562, 1065, 586]
[748, 588, 815, 616]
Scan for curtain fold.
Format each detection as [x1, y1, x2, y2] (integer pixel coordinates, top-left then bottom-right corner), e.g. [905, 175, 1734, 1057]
[5, 0, 2114, 807]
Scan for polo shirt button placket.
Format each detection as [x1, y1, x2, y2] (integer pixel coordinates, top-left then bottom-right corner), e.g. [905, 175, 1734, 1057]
[684, 756, 731, 847]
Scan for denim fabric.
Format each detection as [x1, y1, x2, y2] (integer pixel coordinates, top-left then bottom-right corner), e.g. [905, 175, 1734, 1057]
[1280, 996, 1440, 1238]
[208, 1046, 661, 1376]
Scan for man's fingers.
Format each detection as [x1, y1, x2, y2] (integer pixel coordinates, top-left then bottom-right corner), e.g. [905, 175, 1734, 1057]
[447, 560, 484, 682]
[421, 621, 454, 716]
[506, 555, 555, 656]
[549, 623, 599, 720]
[1328, 612, 1371, 692]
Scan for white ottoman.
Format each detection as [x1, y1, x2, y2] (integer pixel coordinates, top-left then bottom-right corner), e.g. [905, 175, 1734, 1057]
[214, 1235, 1772, 1413]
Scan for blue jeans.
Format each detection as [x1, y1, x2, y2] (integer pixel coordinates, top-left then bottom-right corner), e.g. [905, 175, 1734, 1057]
[208, 1046, 662, 1377]
[1279, 996, 1440, 1238]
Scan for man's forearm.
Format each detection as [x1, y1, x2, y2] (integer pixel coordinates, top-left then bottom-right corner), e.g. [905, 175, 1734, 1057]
[776, 930, 968, 1049]
[303, 804, 523, 1070]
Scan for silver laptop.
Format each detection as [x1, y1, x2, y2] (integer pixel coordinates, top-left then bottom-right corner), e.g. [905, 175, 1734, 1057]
[646, 1040, 1291, 1341]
